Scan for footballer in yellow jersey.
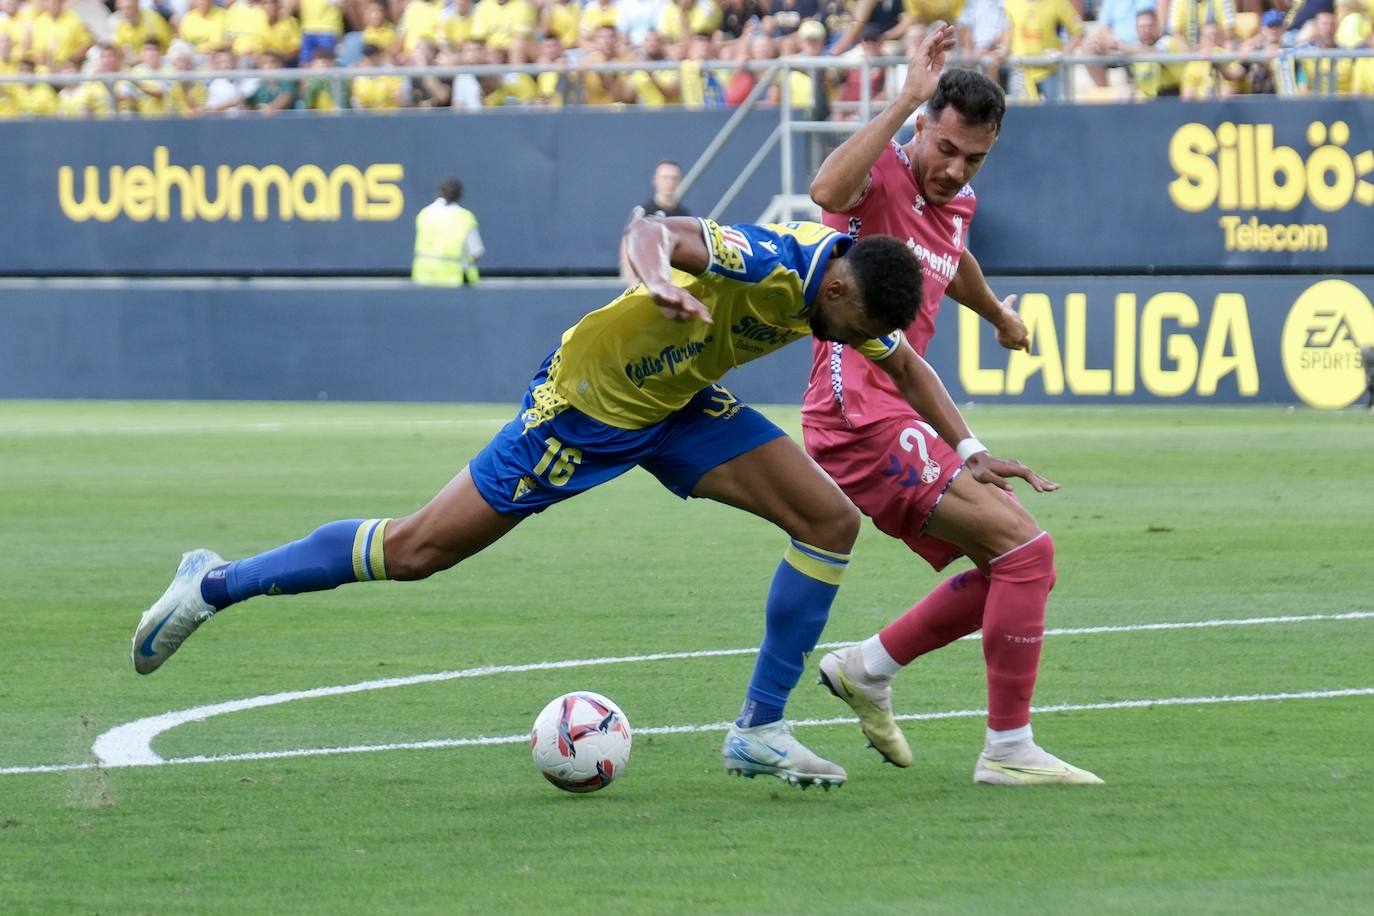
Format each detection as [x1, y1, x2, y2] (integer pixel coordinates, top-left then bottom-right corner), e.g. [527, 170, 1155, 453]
[131, 214, 1049, 791]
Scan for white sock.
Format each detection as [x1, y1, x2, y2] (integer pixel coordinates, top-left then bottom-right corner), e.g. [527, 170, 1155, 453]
[859, 635, 902, 677]
[986, 724, 1033, 749]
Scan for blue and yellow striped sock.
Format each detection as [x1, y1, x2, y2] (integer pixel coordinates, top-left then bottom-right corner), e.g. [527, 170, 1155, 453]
[199, 518, 391, 610]
[737, 539, 851, 728]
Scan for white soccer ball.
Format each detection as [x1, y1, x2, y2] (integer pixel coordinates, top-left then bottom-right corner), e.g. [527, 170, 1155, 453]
[530, 691, 632, 793]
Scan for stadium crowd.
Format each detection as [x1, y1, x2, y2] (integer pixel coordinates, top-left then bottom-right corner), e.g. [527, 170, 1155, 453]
[0, 0, 1372, 117]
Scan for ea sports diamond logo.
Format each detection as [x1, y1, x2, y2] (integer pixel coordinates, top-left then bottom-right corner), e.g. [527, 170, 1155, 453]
[1280, 280, 1374, 409]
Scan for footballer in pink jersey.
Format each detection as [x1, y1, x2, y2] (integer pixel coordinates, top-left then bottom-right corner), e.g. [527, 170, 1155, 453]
[803, 24, 1103, 786]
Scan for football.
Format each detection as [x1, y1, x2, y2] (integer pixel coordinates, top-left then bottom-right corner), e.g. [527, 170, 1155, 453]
[530, 691, 633, 793]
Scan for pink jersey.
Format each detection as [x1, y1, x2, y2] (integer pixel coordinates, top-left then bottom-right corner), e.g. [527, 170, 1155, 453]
[802, 141, 976, 430]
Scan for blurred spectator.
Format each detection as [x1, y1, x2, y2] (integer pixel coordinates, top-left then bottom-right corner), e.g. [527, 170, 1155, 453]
[1299, 8, 1344, 91]
[766, 0, 821, 53]
[618, 158, 688, 281]
[351, 40, 404, 106]
[1001, 0, 1084, 102]
[225, 0, 271, 56]
[263, 0, 300, 63]
[834, 22, 887, 113]
[407, 37, 452, 104]
[1352, 12, 1374, 94]
[203, 45, 249, 111]
[958, 0, 1008, 85]
[830, 0, 906, 56]
[576, 22, 635, 102]
[1080, 0, 1152, 87]
[397, 0, 443, 55]
[1274, 0, 1333, 39]
[658, 0, 724, 46]
[29, 0, 93, 68]
[164, 38, 207, 112]
[443, 0, 477, 47]
[533, 31, 569, 105]
[1180, 21, 1244, 97]
[447, 37, 484, 109]
[629, 28, 680, 105]
[481, 44, 540, 103]
[1129, 7, 1186, 97]
[1171, 0, 1238, 45]
[905, 0, 963, 29]
[679, 29, 728, 105]
[116, 37, 169, 114]
[412, 175, 483, 287]
[1241, 8, 1296, 94]
[539, 0, 580, 49]
[109, 0, 173, 59]
[617, 0, 664, 46]
[178, 0, 227, 55]
[359, 0, 395, 50]
[581, 0, 620, 44]
[56, 43, 115, 117]
[789, 17, 834, 116]
[0, 0, 35, 67]
[300, 43, 346, 107]
[245, 48, 296, 109]
[14, 56, 60, 114]
[299, 0, 344, 63]
[716, 0, 769, 45]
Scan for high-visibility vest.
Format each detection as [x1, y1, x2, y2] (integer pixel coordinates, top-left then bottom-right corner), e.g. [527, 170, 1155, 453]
[412, 202, 480, 287]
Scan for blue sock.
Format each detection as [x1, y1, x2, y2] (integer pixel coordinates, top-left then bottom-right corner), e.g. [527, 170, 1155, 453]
[737, 540, 850, 728]
[199, 518, 391, 611]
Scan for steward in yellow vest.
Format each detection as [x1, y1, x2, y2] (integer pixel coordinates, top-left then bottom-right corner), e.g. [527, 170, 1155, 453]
[412, 177, 484, 287]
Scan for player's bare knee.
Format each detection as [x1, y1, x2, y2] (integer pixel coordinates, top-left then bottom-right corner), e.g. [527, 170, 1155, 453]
[808, 499, 861, 554]
[383, 518, 459, 581]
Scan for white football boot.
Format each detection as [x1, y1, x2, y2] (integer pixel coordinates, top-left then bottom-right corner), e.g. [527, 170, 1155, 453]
[722, 721, 847, 790]
[131, 549, 224, 675]
[974, 740, 1104, 786]
[817, 645, 912, 767]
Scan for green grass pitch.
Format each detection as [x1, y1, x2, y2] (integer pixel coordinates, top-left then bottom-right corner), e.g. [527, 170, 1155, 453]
[1, 400, 1370, 914]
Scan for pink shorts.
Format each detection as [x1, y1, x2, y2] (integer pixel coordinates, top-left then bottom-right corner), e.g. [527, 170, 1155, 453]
[804, 416, 965, 571]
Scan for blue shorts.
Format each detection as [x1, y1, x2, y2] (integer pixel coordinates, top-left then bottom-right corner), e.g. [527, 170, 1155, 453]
[299, 33, 337, 65]
[469, 354, 786, 517]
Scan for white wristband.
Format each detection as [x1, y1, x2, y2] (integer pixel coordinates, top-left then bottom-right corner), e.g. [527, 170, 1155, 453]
[956, 438, 988, 463]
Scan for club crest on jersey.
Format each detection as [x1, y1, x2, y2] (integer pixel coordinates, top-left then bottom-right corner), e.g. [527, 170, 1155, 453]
[952, 215, 963, 248]
[512, 475, 539, 502]
[912, 194, 926, 215]
[847, 217, 862, 239]
[720, 227, 753, 256]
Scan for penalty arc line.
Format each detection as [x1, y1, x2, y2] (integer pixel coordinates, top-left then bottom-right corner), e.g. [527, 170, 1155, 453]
[0, 610, 1369, 775]
[3, 687, 1373, 776]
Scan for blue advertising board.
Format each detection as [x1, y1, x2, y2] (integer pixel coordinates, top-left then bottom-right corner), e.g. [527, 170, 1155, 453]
[2, 274, 1370, 408]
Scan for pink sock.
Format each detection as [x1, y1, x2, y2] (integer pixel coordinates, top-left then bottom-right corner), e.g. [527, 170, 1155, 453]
[983, 532, 1055, 731]
[877, 568, 990, 665]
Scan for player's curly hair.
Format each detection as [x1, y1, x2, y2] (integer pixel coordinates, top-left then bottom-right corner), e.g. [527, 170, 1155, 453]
[927, 69, 1006, 135]
[846, 236, 923, 332]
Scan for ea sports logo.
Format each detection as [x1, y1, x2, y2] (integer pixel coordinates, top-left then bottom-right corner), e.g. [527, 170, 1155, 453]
[1281, 280, 1374, 408]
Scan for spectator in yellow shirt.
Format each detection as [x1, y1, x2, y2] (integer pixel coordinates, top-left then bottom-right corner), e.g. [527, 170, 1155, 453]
[225, 0, 272, 56]
[116, 38, 172, 115]
[263, 0, 301, 63]
[396, 0, 442, 53]
[14, 56, 59, 114]
[1000, 0, 1083, 102]
[442, 0, 476, 47]
[1170, 0, 1236, 46]
[575, 22, 634, 103]
[179, 0, 228, 55]
[1180, 22, 1244, 98]
[351, 41, 405, 106]
[1130, 8, 1185, 98]
[541, 0, 580, 48]
[163, 39, 208, 114]
[110, 0, 173, 58]
[27, 0, 90, 68]
[472, 0, 536, 57]
[580, 0, 619, 46]
[0, 0, 39, 64]
[360, 0, 396, 52]
[658, 0, 722, 45]
[56, 47, 116, 118]
[299, 0, 344, 62]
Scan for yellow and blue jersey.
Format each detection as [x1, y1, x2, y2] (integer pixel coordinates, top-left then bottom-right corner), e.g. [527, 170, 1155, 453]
[529, 219, 901, 431]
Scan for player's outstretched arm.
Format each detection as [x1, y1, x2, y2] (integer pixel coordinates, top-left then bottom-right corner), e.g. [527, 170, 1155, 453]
[623, 216, 713, 324]
[877, 338, 1058, 493]
[949, 250, 1028, 351]
[809, 22, 957, 212]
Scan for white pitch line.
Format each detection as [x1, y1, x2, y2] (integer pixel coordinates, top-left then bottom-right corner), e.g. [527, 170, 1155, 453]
[2, 610, 1370, 775]
[4, 687, 1372, 776]
[84, 609, 1374, 769]
[0, 418, 506, 437]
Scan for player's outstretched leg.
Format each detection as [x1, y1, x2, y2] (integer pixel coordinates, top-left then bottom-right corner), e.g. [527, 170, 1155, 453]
[972, 532, 1102, 786]
[818, 567, 989, 767]
[132, 549, 225, 674]
[723, 539, 850, 790]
